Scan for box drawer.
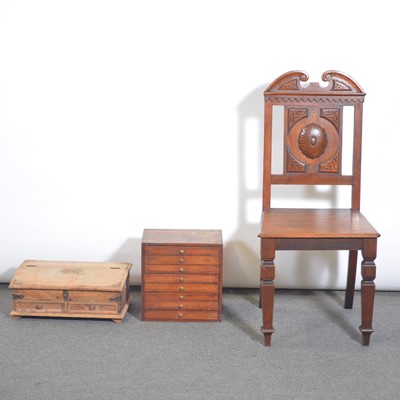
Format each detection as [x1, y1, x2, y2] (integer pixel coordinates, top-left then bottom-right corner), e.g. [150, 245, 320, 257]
[67, 291, 120, 303]
[144, 264, 220, 275]
[143, 283, 219, 293]
[14, 301, 64, 313]
[12, 289, 64, 302]
[144, 274, 219, 284]
[67, 303, 118, 314]
[144, 246, 220, 256]
[144, 255, 219, 265]
[142, 310, 219, 321]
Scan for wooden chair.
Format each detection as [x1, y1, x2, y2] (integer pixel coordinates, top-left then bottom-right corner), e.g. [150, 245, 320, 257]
[259, 70, 380, 346]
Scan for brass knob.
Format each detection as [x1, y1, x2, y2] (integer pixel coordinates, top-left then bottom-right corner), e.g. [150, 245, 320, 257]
[179, 249, 184, 255]
[179, 295, 184, 300]
[179, 258, 184, 263]
[178, 313, 183, 319]
[178, 304, 184, 309]
[179, 277, 184, 283]
[179, 268, 184, 273]
[179, 286, 184, 291]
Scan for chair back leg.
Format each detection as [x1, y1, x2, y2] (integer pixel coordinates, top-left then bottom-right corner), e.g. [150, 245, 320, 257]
[344, 250, 358, 309]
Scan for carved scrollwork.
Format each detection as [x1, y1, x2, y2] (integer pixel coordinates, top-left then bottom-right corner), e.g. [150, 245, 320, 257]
[264, 71, 365, 104]
[322, 70, 364, 93]
[298, 124, 327, 159]
[264, 71, 309, 94]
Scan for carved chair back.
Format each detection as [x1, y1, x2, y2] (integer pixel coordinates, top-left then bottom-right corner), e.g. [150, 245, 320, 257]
[262, 70, 365, 211]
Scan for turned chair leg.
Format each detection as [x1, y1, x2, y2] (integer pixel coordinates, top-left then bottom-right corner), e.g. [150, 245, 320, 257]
[260, 274, 275, 346]
[359, 239, 377, 346]
[344, 250, 358, 309]
[260, 260, 275, 346]
[260, 241, 276, 346]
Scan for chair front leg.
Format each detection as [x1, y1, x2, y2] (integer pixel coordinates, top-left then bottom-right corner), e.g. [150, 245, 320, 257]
[260, 239, 275, 346]
[360, 239, 377, 346]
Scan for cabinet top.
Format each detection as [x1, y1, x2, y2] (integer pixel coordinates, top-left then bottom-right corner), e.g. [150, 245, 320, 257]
[9, 260, 132, 291]
[142, 229, 222, 246]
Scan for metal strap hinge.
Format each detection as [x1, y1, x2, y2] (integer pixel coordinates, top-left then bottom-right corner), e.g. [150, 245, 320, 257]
[109, 296, 121, 302]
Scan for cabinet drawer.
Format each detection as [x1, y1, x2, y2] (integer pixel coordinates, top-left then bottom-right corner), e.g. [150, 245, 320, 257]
[14, 301, 64, 313]
[144, 246, 220, 256]
[144, 274, 219, 284]
[144, 255, 219, 265]
[67, 303, 118, 314]
[145, 299, 218, 311]
[145, 292, 219, 303]
[142, 310, 219, 321]
[143, 283, 219, 293]
[144, 264, 220, 274]
[12, 289, 63, 302]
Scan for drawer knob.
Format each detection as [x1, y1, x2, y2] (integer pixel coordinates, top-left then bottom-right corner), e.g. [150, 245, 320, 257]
[179, 249, 185, 255]
[179, 268, 184, 273]
[88, 305, 95, 311]
[179, 286, 184, 291]
[178, 313, 184, 319]
[178, 304, 184, 309]
[178, 277, 184, 283]
[179, 258, 184, 264]
[35, 304, 43, 310]
[179, 295, 184, 300]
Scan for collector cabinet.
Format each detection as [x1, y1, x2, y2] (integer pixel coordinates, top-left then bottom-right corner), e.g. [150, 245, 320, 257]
[141, 229, 223, 321]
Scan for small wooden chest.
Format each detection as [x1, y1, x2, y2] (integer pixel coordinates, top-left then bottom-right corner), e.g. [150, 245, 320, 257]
[141, 229, 223, 322]
[9, 260, 132, 323]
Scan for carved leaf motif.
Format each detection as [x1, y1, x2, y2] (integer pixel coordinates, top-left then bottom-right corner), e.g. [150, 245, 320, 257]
[321, 109, 339, 130]
[298, 124, 327, 159]
[332, 80, 351, 91]
[288, 108, 308, 129]
[319, 153, 339, 173]
[287, 150, 306, 172]
[278, 79, 299, 90]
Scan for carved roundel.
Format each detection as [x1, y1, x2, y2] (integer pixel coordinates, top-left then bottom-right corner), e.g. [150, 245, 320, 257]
[298, 123, 327, 159]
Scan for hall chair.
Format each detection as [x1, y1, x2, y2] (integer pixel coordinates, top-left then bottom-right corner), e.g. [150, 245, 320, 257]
[258, 70, 380, 346]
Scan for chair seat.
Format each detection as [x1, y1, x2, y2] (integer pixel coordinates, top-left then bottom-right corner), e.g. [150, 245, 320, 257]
[259, 208, 380, 239]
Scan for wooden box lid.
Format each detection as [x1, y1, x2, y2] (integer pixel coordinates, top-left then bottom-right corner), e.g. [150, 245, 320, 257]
[9, 260, 132, 292]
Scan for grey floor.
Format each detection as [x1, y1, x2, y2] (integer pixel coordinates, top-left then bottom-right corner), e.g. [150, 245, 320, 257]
[1, 284, 400, 400]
